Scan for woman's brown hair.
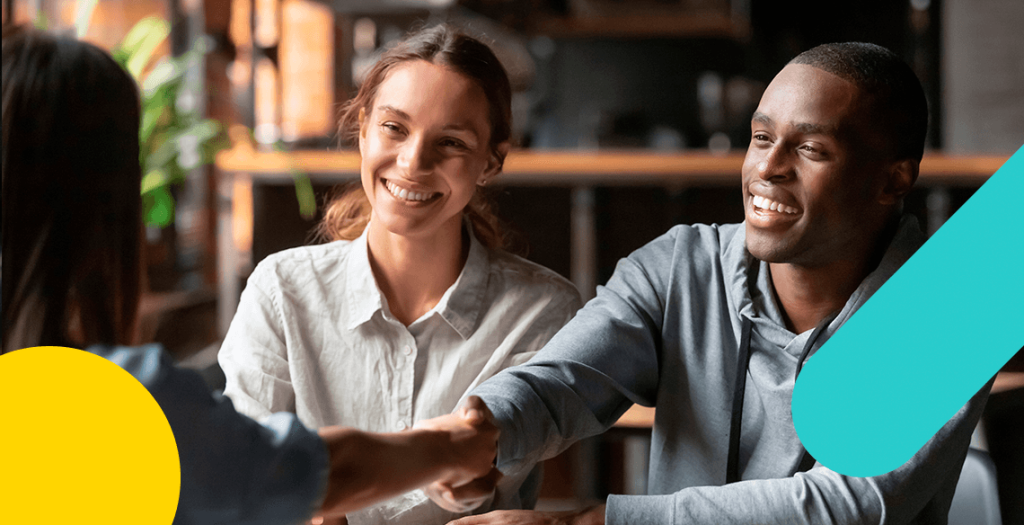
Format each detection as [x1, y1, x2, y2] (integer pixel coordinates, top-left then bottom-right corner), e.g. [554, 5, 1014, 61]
[317, 24, 513, 250]
[2, 26, 142, 352]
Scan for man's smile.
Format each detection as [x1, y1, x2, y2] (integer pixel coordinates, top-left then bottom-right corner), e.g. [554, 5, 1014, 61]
[751, 194, 800, 215]
[746, 189, 803, 228]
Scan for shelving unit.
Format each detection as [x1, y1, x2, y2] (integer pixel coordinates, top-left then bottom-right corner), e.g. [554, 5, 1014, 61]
[214, 145, 1007, 335]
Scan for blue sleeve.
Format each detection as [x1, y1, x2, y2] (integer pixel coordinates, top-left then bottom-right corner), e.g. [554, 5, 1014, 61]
[89, 344, 328, 525]
[604, 383, 990, 525]
[470, 230, 676, 475]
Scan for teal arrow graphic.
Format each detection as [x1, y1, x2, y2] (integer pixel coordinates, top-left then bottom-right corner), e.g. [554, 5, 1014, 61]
[792, 145, 1024, 478]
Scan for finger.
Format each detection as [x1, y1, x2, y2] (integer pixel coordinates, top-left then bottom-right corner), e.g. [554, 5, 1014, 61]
[449, 468, 502, 502]
[424, 481, 471, 513]
[447, 511, 521, 525]
[462, 395, 487, 414]
[463, 408, 483, 423]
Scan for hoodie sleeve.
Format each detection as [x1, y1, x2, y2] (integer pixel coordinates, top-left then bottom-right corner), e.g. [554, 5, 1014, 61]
[604, 382, 991, 525]
[471, 230, 677, 476]
[90, 344, 328, 525]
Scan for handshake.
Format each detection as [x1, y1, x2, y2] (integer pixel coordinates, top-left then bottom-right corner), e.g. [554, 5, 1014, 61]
[311, 396, 605, 524]
[413, 396, 504, 513]
[312, 396, 502, 520]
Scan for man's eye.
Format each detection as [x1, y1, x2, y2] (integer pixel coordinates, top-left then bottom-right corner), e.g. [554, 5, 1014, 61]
[799, 144, 826, 158]
[752, 133, 771, 143]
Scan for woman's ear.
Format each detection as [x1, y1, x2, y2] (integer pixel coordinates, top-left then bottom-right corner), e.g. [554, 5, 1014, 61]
[877, 159, 919, 205]
[480, 141, 511, 185]
[357, 107, 368, 152]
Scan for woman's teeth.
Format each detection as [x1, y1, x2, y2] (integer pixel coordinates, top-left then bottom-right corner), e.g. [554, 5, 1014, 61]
[385, 180, 434, 202]
[752, 195, 799, 215]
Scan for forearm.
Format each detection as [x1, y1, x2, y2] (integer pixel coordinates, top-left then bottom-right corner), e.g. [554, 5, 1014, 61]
[606, 472, 883, 525]
[317, 427, 455, 516]
[605, 382, 991, 525]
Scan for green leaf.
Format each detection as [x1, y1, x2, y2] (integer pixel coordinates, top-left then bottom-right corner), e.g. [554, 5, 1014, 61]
[293, 172, 316, 220]
[142, 186, 175, 227]
[146, 136, 180, 172]
[117, 17, 170, 79]
[272, 141, 317, 220]
[141, 168, 169, 195]
[142, 57, 183, 94]
[139, 100, 168, 148]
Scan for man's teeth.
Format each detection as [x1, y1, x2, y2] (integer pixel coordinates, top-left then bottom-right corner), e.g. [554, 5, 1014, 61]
[752, 195, 799, 215]
[385, 180, 434, 202]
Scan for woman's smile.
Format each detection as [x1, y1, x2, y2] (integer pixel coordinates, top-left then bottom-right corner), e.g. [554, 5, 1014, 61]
[381, 177, 442, 205]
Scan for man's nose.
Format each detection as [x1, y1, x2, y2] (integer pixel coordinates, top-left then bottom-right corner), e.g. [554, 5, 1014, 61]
[756, 145, 791, 181]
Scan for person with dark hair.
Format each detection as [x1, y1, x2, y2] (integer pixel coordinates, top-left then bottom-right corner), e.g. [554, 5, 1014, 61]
[425, 42, 992, 524]
[218, 24, 581, 525]
[1, 25, 501, 524]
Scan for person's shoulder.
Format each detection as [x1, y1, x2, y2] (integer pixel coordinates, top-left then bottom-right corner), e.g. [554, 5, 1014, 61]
[249, 240, 355, 289]
[486, 249, 582, 304]
[633, 222, 742, 262]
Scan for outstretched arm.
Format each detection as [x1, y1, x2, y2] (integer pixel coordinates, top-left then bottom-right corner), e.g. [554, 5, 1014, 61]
[92, 344, 499, 523]
[316, 402, 499, 517]
[438, 380, 990, 525]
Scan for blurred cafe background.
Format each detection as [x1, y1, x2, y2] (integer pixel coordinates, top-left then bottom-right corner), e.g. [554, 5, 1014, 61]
[4, 0, 1022, 522]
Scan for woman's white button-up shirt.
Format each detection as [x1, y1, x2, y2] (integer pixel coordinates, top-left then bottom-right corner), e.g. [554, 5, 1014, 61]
[219, 227, 582, 524]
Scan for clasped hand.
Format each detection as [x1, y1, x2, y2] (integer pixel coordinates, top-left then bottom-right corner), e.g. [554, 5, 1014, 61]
[415, 396, 504, 513]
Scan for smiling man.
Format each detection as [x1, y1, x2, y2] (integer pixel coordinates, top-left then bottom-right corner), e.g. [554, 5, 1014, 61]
[427, 42, 992, 525]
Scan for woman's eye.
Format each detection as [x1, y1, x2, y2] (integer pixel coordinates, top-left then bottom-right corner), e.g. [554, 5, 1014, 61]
[381, 122, 403, 135]
[439, 138, 467, 150]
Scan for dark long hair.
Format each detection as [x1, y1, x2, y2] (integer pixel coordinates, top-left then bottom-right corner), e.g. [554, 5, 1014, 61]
[2, 26, 142, 352]
[317, 24, 514, 250]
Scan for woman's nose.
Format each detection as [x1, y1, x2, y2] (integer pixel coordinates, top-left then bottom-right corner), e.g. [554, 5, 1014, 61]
[396, 136, 432, 176]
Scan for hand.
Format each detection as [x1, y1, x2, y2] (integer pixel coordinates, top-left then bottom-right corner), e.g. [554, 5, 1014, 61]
[424, 467, 502, 513]
[416, 396, 501, 511]
[445, 505, 606, 525]
[414, 396, 499, 487]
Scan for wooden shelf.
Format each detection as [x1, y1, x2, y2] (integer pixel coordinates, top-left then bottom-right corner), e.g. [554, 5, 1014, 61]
[615, 368, 1024, 429]
[216, 145, 1009, 186]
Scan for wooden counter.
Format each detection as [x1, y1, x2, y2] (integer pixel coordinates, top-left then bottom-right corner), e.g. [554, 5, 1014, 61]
[216, 146, 1007, 186]
[214, 146, 1009, 335]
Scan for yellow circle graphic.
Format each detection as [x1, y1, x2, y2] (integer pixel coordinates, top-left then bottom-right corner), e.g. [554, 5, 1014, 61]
[1, 346, 180, 523]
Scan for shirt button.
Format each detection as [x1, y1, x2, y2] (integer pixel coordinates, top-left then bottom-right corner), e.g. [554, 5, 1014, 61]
[396, 421, 408, 431]
[403, 346, 414, 356]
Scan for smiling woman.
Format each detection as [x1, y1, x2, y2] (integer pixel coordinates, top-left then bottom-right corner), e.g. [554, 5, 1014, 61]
[319, 25, 513, 251]
[217, 24, 583, 525]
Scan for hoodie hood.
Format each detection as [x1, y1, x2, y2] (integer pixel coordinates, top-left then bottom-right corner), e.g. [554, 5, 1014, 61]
[727, 213, 928, 361]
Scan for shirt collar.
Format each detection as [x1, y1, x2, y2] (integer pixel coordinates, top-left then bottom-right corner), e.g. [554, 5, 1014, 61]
[342, 227, 385, 331]
[434, 226, 489, 340]
[341, 223, 491, 339]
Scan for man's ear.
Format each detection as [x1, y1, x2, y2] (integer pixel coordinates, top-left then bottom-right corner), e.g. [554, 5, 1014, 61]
[878, 159, 918, 205]
[481, 141, 511, 183]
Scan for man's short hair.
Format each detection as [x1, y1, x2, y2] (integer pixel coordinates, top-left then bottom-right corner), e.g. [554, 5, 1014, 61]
[790, 42, 928, 162]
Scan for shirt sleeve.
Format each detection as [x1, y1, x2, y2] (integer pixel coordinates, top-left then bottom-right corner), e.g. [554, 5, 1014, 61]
[604, 383, 990, 525]
[89, 344, 329, 525]
[219, 265, 295, 421]
[471, 235, 672, 476]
